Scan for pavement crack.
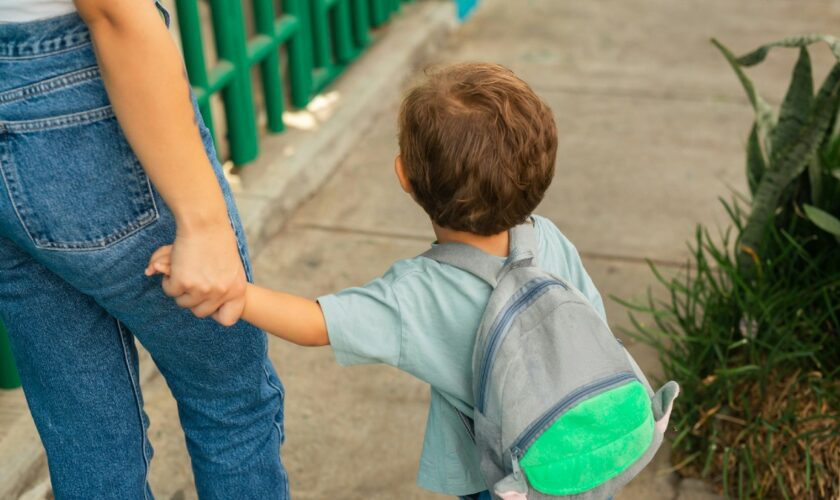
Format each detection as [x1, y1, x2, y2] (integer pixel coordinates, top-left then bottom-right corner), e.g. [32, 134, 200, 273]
[292, 223, 687, 268]
[533, 83, 750, 106]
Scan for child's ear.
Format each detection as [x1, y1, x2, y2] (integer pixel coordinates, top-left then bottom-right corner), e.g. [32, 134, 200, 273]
[394, 155, 413, 194]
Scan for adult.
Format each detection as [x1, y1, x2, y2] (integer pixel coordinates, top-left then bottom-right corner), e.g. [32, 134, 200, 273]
[0, 0, 288, 498]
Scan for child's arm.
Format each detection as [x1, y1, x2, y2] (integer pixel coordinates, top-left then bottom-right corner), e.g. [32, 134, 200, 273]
[242, 285, 329, 346]
[146, 246, 329, 346]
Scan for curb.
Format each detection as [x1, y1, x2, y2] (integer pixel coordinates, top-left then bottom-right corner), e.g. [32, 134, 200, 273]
[0, 349, 158, 500]
[0, 3, 457, 497]
[0, 413, 46, 500]
[232, 0, 458, 256]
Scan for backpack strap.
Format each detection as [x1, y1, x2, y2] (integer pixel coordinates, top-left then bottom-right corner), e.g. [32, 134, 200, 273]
[420, 218, 538, 287]
[421, 219, 538, 443]
[508, 218, 538, 268]
[421, 242, 502, 286]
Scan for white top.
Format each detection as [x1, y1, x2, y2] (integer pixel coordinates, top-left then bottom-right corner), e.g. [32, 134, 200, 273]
[0, 0, 76, 23]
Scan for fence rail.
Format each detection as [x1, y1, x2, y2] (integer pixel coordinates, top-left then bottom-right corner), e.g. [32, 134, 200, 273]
[175, 0, 412, 166]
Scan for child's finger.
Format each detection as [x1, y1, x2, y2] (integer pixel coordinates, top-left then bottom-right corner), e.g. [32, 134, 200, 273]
[145, 246, 173, 276]
[145, 245, 174, 274]
[152, 260, 171, 276]
[149, 245, 173, 262]
[145, 257, 171, 276]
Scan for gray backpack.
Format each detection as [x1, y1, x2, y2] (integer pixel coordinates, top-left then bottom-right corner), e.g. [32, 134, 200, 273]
[422, 220, 679, 499]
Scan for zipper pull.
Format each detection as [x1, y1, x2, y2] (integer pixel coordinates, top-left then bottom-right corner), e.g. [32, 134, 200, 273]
[494, 448, 529, 497]
[510, 448, 523, 480]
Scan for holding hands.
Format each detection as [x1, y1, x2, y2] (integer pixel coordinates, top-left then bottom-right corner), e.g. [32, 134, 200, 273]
[147, 235, 329, 345]
[145, 222, 246, 327]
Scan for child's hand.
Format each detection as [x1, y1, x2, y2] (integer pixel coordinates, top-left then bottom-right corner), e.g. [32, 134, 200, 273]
[145, 245, 242, 326]
[145, 245, 173, 277]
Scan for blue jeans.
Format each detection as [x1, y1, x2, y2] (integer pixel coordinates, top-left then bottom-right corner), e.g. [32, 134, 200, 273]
[460, 492, 492, 500]
[0, 13, 288, 499]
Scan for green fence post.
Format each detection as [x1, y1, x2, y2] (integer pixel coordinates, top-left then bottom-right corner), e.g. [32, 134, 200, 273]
[252, 0, 286, 133]
[209, 0, 259, 165]
[332, 0, 355, 63]
[0, 321, 20, 390]
[350, 0, 371, 49]
[172, 0, 407, 162]
[175, 0, 217, 142]
[284, 0, 314, 108]
[310, 0, 334, 71]
[369, 0, 387, 27]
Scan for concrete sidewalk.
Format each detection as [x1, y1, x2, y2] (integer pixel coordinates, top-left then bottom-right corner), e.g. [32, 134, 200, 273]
[4, 0, 839, 498]
[239, 1, 838, 499]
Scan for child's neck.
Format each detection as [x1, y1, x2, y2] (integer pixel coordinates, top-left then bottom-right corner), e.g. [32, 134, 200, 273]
[433, 224, 509, 258]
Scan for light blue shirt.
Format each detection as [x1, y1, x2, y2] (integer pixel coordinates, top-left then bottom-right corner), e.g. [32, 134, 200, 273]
[318, 215, 606, 496]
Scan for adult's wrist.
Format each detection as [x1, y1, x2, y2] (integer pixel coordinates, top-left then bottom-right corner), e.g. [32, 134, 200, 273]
[173, 205, 230, 234]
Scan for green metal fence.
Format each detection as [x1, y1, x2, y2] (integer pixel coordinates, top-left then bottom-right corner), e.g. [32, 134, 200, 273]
[175, 0, 412, 166]
[0, 0, 415, 390]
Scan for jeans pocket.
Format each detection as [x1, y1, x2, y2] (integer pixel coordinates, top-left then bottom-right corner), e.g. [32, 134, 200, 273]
[0, 106, 158, 250]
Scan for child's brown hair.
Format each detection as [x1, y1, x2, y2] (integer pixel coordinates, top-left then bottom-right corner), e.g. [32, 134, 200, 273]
[398, 63, 557, 236]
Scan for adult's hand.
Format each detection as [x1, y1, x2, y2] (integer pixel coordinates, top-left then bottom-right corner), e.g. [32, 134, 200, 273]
[146, 222, 246, 326]
[77, 0, 248, 325]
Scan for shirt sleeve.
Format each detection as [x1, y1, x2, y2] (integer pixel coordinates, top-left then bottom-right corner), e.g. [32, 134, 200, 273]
[534, 215, 608, 322]
[317, 277, 403, 367]
[565, 244, 607, 322]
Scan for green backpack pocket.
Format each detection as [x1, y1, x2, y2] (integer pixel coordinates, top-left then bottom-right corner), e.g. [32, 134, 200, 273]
[519, 380, 655, 495]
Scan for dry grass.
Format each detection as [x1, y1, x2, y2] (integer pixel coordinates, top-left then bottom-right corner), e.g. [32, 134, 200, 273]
[674, 371, 839, 499]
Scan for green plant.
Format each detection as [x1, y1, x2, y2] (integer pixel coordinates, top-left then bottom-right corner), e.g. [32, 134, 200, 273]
[619, 213, 839, 499]
[619, 36, 840, 499]
[712, 35, 840, 272]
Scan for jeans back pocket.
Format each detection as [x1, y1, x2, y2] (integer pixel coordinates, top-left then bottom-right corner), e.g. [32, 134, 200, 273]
[0, 106, 158, 251]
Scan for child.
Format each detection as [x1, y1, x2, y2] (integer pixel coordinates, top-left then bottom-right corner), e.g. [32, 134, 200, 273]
[146, 63, 608, 499]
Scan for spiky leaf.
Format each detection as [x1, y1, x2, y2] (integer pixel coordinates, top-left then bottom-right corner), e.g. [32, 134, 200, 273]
[712, 39, 777, 155]
[735, 34, 840, 67]
[803, 204, 840, 236]
[823, 135, 840, 168]
[738, 63, 840, 271]
[746, 123, 766, 196]
[809, 157, 822, 206]
[771, 47, 813, 163]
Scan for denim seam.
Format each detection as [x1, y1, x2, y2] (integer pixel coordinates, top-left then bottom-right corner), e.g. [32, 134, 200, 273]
[236, 212, 284, 441]
[256, 254, 284, 441]
[0, 135, 39, 245]
[116, 320, 151, 500]
[0, 105, 115, 133]
[0, 66, 100, 104]
[262, 363, 285, 440]
[0, 40, 92, 61]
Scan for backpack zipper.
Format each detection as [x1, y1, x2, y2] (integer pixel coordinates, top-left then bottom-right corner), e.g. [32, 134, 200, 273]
[476, 278, 567, 412]
[510, 371, 637, 458]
